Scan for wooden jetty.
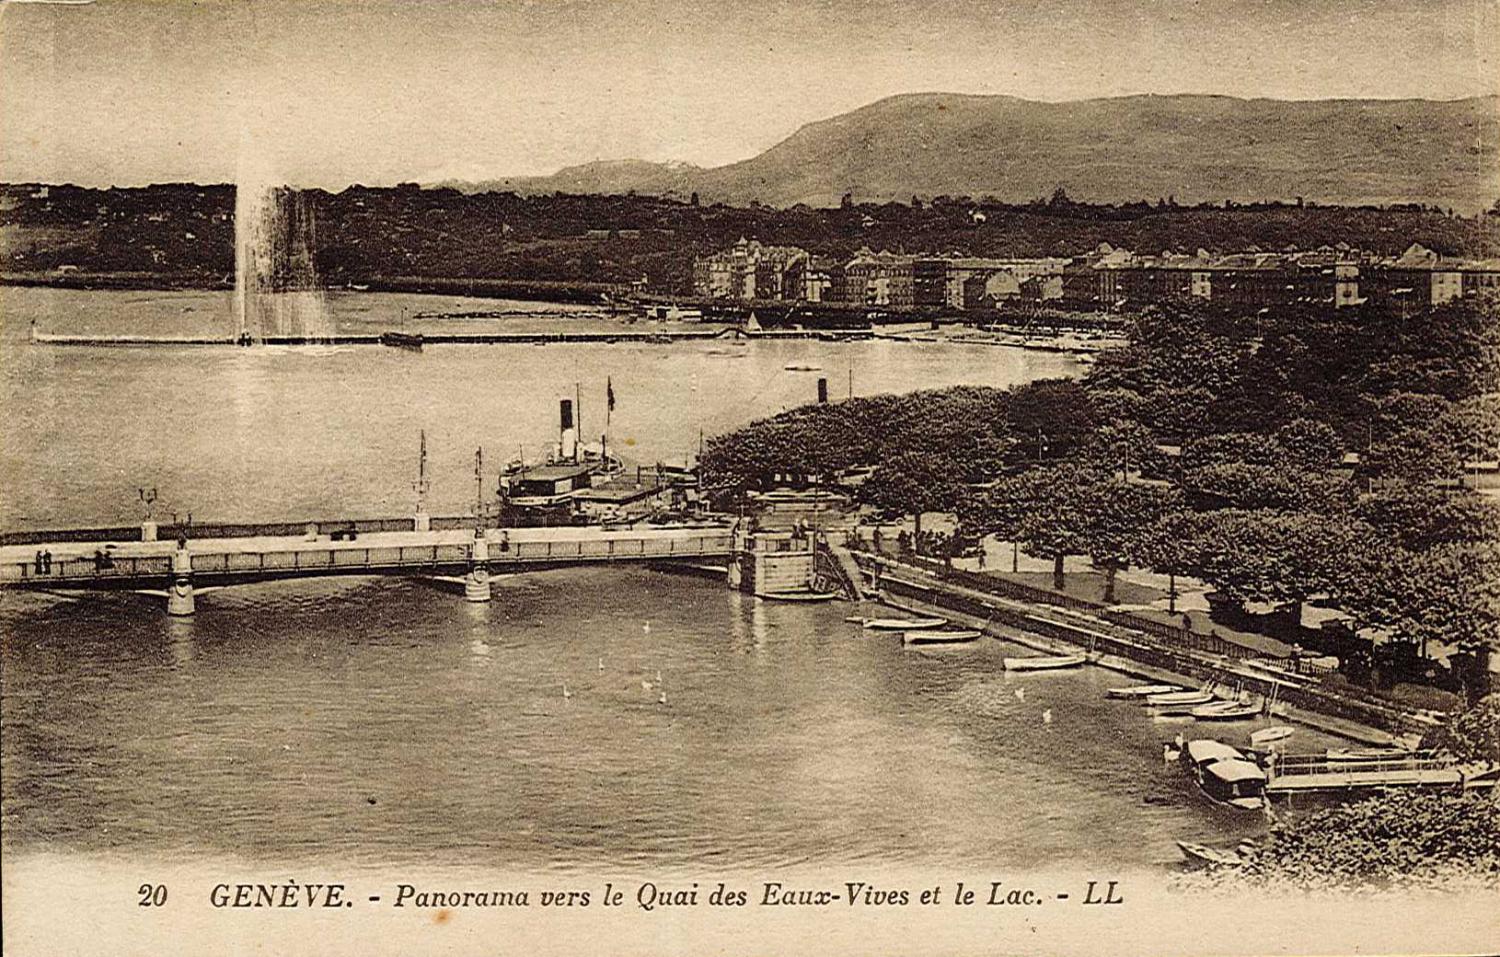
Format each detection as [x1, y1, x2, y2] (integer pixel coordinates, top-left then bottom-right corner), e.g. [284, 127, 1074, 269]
[1265, 752, 1498, 795]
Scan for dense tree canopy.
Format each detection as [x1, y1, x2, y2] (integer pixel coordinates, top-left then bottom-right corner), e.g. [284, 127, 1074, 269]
[705, 296, 1500, 675]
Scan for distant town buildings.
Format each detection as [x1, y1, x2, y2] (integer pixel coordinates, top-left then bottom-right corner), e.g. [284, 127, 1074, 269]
[692, 238, 1500, 313]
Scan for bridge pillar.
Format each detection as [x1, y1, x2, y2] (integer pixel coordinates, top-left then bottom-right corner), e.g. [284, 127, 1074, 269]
[413, 511, 431, 532]
[166, 547, 195, 616]
[464, 531, 492, 602]
[141, 520, 158, 542]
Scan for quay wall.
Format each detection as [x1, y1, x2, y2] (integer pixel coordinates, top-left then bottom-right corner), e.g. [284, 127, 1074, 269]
[854, 549, 1433, 739]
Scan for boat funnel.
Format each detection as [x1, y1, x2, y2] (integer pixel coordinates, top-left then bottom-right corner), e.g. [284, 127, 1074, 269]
[559, 399, 578, 461]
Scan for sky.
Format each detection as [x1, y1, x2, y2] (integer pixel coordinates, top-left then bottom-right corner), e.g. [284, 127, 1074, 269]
[2, 0, 1498, 187]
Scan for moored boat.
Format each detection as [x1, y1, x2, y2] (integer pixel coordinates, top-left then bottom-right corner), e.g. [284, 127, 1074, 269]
[1175, 840, 1245, 869]
[379, 330, 424, 351]
[1248, 726, 1294, 747]
[1106, 683, 1182, 699]
[1199, 759, 1267, 809]
[1145, 689, 1216, 707]
[1325, 746, 1413, 763]
[1181, 739, 1267, 810]
[848, 615, 948, 630]
[1190, 701, 1261, 721]
[758, 590, 839, 602]
[1003, 654, 1087, 672]
[903, 629, 982, 645]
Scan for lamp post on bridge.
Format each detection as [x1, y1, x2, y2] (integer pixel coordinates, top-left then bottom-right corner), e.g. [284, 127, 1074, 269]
[138, 486, 158, 542]
[413, 430, 431, 532]
[465, 446, 493, 602]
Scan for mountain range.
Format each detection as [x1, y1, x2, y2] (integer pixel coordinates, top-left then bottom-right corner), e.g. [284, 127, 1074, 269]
[438, 93, 1500, 212]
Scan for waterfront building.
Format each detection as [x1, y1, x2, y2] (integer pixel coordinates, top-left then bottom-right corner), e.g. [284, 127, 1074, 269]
[693, 237, 1489, 314]
[786, 255, 834, 303]
[692, 238, 808, 300]
[842, 248, 915, 307]
[962, 270, 1022, 309]
[912, 258, 951, 308]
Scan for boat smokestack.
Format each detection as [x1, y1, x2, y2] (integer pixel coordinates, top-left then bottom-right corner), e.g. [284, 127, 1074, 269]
[559, 398, 578, 461]
[817, 377, 829, 404]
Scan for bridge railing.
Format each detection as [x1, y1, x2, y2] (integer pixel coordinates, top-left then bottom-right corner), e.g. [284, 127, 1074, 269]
[3, 555, 174, 582]
[1269, 751, 1450, 777]
[498, 535, 731, 561]
[1, 532, 735, 585]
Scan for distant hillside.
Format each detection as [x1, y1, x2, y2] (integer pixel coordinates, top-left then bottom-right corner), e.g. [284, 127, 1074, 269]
[6, 184, 1499, 298]
[440, 159, 704, 199]
[455, 93, 1500, 212]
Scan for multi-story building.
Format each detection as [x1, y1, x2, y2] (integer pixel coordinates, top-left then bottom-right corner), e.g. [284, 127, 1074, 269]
[841, 248, 915, 307]
[692, 238, 808, 300]
[693, 238, 1490, 314]
[912, 258, 951, 308]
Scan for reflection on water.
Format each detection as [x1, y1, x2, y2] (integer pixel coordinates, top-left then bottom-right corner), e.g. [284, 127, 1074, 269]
[1, 286, 1081, 528]
[2, 568, 1331, 870]
[0, 286, 1344, 871]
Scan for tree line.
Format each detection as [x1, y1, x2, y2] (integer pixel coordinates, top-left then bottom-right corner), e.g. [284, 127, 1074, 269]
[701, 299, 1500, 697]
[5, 184, 1499, 295]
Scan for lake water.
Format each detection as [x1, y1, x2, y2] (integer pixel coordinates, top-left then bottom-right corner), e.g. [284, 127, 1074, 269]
[0, 286, 1326, 871]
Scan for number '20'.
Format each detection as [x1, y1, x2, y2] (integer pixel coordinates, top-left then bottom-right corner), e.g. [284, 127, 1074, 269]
[137, 884, 167, 907]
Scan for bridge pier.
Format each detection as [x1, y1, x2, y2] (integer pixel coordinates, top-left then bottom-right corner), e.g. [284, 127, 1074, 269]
[166, 547, 195, 616]
[464, 531, 492, 602]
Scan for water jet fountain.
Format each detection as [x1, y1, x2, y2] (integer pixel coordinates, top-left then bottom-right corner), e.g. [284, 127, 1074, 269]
[233, 163, 332, 344]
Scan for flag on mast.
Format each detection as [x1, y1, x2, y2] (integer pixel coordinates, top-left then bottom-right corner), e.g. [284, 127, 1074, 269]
[607, 377, 616, 413]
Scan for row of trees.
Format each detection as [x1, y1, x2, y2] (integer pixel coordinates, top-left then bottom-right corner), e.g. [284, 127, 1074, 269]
[7, 184, 1500, 294]
[701, 299, 1500, 693]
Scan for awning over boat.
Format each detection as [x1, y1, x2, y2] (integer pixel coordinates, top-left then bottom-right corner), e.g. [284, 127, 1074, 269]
[1206, 759, 1267, 784]
[1185, 740, 1243, 765]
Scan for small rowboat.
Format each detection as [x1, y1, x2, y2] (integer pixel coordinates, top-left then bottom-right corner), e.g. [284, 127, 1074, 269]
[1145, 689, 1216, 707]
[1249, 726, 1293, 747]
[757, 590, 839, 602]
[846, 615, 948, 630]
[1106, 684, 1182, 699]
[1176, 840, 1245, 869]
[1325, 746, 1412, 763]
[903, 629, 982, 645]
[1003, 654, 1087, 672]
[1191, 701, 1261, 721]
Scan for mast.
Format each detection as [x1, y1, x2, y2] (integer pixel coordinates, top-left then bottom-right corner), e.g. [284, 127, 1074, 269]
[473, 446, 484, 517]
[413, 429, 430, 514]
[603, 376, 613, 464]
[575, 381, 582, 463]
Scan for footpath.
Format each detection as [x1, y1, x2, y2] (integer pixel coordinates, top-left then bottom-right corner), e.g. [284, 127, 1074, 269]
[844, 546, 1434, 747]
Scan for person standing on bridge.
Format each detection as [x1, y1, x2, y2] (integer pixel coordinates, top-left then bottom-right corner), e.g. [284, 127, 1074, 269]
[42, 550, 52, 574]
[33, 550, 43, 575]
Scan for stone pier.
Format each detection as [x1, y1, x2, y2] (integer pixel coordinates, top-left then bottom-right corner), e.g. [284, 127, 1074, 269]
[166, 547, 195, 616]
[464, 531, 492, 602]
[730, 528, 817, 596]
